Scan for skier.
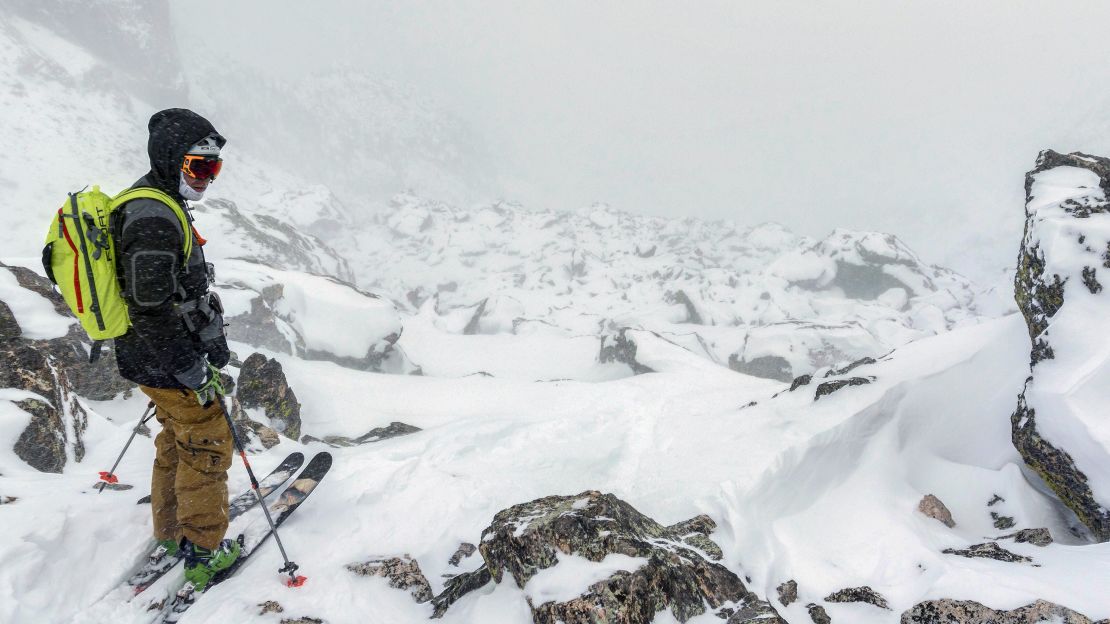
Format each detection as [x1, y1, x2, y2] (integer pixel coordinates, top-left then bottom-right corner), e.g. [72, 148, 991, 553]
[113, 108, 239, 591]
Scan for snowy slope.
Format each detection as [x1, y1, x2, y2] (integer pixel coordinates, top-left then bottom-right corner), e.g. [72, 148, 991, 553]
[2, 316, 1106, 624]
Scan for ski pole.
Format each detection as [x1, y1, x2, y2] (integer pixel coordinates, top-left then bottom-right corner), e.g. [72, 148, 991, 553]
[216, 396, 305, 587]
[97, 401, 157, 492]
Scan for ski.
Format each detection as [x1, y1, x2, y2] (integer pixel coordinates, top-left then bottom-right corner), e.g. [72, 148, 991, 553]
[159, 452, 332, 623]
[123, 451, 305, 597]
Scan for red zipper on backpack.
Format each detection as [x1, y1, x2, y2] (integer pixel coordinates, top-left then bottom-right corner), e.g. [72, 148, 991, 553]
[58, 208, 84, 313]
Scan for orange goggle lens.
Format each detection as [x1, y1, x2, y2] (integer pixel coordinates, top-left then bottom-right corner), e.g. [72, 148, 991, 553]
[182, 155, 223, 180]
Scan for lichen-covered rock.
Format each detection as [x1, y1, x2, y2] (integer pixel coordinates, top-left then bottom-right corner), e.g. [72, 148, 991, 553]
[1012, 150, 1110, 541]
[807, 603, 832, 624]
[448, 543, 476, 566]
[941, 542, 1031, 563]
[347, 555, 433, 603]
[824, 586, 890, 610]
[777, 580, 798, 606]
[470, 490, 782, 623]
[238, 353, 302, 440]
[300, 422, 421, 447]
[918, 494, 956, 528]
[431, 565, 492, 618]
[901, 598, 1100, 623]
[229, 397, 282, 452]
[258, 601, 284, 615]
[997, 528, 1053, 547]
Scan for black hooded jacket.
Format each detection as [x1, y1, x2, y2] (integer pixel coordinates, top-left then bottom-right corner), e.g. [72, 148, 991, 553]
[112, 108, 228, 389]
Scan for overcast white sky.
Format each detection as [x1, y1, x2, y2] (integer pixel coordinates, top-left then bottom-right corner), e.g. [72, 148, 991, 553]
[189, 1, 1110, 282]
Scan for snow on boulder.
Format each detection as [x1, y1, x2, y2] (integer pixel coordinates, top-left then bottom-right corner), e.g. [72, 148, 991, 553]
[900, 599, 1101, 624]
[727, 320, 884, 382]
[1011, 150, 1110, 541]
[215, 259, 405, 372]
[432, 491, 785, 623]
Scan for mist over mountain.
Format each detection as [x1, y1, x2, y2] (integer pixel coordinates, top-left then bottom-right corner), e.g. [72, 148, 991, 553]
[2, 3, 1109, 624]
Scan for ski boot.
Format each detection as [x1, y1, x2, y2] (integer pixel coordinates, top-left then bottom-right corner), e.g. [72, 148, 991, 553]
[182, 538, 241, 592]
[150, 538, 180, 563]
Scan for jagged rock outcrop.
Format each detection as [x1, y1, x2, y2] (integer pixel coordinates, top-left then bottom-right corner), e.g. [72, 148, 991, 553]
[598, 329, 655, 374]
[1, 265, 99, 473]
[901, 599, 1104, 624]
[824, 586, 891, 610]
[941, 542, 1030, 563]
[237, 353, 302, 441]
[776, 580, 798, 606]
[431, 490, 783, 623]
[1011, 150, 1110, 541]
[997, 528, 1053, 547]
[806, 603, 832, 624]
[1, 263, 131, 400]
[300, 422, 421, 447]
[347, 555, 433, 603]
[814, 376, 872, 400]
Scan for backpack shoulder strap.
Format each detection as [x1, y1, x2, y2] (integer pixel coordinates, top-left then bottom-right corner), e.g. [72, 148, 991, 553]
[110, 188, 193, 260]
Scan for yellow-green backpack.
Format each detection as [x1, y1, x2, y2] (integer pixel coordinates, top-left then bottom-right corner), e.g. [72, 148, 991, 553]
[42, 186, 192, 352]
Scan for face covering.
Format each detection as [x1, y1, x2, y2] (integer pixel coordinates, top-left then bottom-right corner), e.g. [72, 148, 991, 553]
[179, 172, 206, 201]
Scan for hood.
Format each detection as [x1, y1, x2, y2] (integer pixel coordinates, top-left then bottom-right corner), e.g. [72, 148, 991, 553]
[145, 108, 226, 198]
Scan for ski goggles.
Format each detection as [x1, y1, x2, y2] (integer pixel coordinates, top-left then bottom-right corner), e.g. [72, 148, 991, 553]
[181, 154, 223, 181]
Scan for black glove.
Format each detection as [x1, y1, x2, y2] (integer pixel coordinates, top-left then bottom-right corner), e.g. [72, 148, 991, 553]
[184, 292, 230, 368]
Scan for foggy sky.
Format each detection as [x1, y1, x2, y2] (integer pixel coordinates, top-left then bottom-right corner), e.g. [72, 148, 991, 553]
[185, 1, 1110, 283]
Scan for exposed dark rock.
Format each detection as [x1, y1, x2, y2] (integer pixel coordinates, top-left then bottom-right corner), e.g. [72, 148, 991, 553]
[94, 482, 133, 491]
[0, 299, 19, 340]
[258, 601, 284, 615]
[3, 323, 89, 473]
[599, 329, 655, 374]
[789, 374, 813, 392]
[918, 494, 956, 528]
[463, 297, 489, 335]
[807, 603, 832, 624]
[832, 259, 910, 299]
[901, 598, 1101, 623]
[238, 353, 301, 440]
[280, 618, 323, 624]
[472, 490, 781, 623]
[942, 542, 1031, 563]
[987, 494, 1004, 506]
[991, 512, 1016, 530]
[1012, 150, 1110, 541]
[448, 543, 476, 566]
[1082, 267, 1102, 294]
[668, 289, 704, 324]
[997, 528, 1053, 547]
[431, 565, 492, 618]
[347, 555, 433, 603]
[719, 598, 790, 624]
[729, 354, 792, 382]
[229, 397, 282, 452]
[1, 263, 132, 401]
[0, 496, 16, 505]
[814, 376, 872, 401]
[777, 580, 798, 606]
[301, 422, 421, 447]
[824, 586, 890, 610]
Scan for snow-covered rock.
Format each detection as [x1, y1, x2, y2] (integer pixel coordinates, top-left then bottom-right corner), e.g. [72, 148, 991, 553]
[1011, 150, 1110, 541]
[352, 194, 987, 380]
[215, 259, 406, 372]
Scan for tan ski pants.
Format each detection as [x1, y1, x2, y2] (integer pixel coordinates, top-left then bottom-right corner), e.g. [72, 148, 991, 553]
[141, 386, 233, 550]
